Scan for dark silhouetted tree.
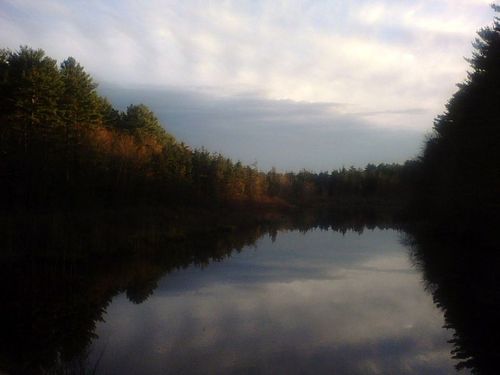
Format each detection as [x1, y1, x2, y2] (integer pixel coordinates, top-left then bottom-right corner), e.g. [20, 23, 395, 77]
[416, 5, 500, 224]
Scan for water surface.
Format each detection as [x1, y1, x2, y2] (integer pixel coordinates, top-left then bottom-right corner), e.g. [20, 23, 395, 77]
[89, 228, 456, 374]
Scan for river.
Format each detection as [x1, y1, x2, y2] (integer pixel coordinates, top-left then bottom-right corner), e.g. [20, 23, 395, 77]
[4, 213, 494, 374]
[87, 228, 455, 374]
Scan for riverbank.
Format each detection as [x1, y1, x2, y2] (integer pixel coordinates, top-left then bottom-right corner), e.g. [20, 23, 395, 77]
[1, 199, 403, 260]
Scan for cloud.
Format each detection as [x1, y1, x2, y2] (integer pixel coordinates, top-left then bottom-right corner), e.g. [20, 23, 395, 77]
[0, 0, 495, 168]
[0, 1, 494, 122]
[99, 83, 424, 170]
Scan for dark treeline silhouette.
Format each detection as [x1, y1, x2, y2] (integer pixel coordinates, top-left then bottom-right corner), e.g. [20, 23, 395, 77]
[406, 225, 500, 374]
[0, 209, 390, 375]
[410, 5, 500, 231]
[403, 7, 500, 374]
[0, 46, 410, 212]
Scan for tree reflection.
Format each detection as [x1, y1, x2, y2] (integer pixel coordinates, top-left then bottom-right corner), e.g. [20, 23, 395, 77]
[406, 226, 500, 374]
[0, 208, 394, 374]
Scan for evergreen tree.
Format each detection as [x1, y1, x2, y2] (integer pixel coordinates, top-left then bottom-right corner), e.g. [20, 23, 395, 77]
[417, 5, 500, 223]
[0, 47, 63, 206]
[2, 47, 62, 152]
[59, 57, 100, 127]
[59, 57, 101, 183]
[121, 104, 175, 145]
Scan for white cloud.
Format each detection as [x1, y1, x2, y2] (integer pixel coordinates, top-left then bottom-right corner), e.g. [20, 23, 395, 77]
[0, 0, 495, 133]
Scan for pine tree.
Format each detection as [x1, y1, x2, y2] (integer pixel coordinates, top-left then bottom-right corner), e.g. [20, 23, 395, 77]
[59, 57, 100, 183]
[418, 5, 500, 222]
[120, 104, 175, 145]
[0, 47, 63, 206]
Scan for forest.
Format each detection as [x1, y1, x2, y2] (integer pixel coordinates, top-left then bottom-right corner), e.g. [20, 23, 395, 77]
[0, 47, 414, 213]
[1, 7, 499, 231]
[410, 5, 500, 234]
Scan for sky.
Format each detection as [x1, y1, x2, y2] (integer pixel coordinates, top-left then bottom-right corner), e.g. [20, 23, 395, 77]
[0, 0, 495, 170]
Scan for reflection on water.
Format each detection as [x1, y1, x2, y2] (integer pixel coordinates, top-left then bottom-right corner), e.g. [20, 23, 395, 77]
[406, 227, 500, 375]
[1, 211, 494, 374]
[90, 229, 454, 375]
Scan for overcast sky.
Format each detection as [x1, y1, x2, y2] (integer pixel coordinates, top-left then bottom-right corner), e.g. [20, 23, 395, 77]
[0, 0, 495, 170]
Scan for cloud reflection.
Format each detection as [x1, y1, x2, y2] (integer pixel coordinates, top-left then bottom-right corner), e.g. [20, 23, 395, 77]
[92, 229, 455, 374]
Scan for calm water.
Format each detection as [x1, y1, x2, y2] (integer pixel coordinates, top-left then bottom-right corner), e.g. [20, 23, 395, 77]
[86, 228, 457, 374]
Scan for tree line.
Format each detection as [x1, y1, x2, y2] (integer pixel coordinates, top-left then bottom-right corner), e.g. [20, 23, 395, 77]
[2, 5, 498, 218]
[411, 5, 500, 229]
[0, 46, 411, 211]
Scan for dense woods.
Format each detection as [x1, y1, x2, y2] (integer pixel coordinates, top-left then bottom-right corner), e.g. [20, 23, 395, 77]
[402, 11, 500, 372]
[1, 8, 499, 222]
[0, 46, 410, 212]
[412, 5, 500, 227]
